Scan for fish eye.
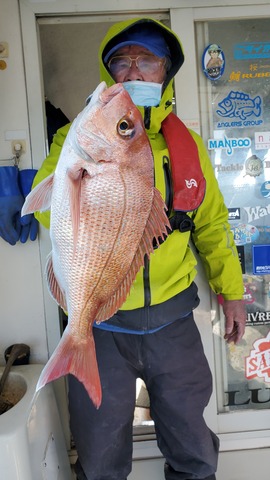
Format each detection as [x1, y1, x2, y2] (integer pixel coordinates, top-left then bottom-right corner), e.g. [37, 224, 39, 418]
[117, 117, 134, 137]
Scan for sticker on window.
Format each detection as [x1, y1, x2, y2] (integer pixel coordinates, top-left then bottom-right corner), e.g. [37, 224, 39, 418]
[202, 44, 225, 80]
[246, 331, 270, 382]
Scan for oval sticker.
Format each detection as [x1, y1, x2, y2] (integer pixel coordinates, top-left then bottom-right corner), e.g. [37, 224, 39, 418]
[202, 43, 225, 81]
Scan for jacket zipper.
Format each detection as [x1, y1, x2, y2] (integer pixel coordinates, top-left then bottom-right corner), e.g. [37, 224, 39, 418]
[143, 106, 152, 307]
[163, 155, 173, 215]
[142, 109, 173, 308]
[143, 255, 151, 307]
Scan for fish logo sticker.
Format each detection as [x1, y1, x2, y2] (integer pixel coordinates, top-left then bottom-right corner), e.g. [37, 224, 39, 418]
[246, 331, 270, 382]
[202, 44, 225, 80]
[216, 91, 262, 121]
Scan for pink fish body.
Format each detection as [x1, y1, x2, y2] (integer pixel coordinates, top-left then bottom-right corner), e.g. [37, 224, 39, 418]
[22, 82, 170, 408]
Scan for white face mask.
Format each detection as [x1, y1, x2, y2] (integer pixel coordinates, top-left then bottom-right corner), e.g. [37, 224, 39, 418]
[123, 81, 162, 107]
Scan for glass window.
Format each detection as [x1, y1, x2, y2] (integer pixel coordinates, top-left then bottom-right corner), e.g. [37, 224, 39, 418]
[196, 18, 270, 413]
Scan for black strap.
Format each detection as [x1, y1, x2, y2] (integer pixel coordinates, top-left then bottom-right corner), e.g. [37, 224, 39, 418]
[153, 211, 194, 249]
[169, 211, 195, 233]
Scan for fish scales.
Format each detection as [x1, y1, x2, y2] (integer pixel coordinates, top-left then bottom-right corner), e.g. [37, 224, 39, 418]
[52, 168, 155, 332]
[22, 81, 170, 408]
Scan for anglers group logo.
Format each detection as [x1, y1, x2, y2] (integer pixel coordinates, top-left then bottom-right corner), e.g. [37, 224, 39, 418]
[216, 91, 262, 121]
[246, 331, 270, 382]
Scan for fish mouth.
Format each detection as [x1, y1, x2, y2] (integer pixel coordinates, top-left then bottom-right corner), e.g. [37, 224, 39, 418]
[99, 83, 125, 105]
[69, 82, 135, 162]
[216, 109, 227, 117]
[87, 82, 124, 108]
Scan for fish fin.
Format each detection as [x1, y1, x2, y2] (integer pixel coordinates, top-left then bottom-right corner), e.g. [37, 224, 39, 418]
[21, 173, 54, 215]
[96, 257, 142, 321]
[36, 329, 102, 408]
[96, 188, 170, 322]
[45, 253, 68, 312]
[67, 169, 83, 247]
[143, 186, 171, 247]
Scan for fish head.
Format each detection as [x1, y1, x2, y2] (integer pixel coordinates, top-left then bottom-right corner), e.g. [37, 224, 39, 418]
[68, 82, 153, 174]
[216, 97, 234, 117]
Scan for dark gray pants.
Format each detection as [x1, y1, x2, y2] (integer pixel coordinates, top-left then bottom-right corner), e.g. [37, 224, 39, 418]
[68, 314, 219, 480]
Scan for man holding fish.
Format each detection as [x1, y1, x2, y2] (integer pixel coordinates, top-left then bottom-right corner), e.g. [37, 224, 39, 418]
[27, 17, 246, 480]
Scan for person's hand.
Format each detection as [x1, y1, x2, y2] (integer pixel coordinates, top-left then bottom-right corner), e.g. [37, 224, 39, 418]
[222, 299, 246, 344]
[0, 166, 24, 245]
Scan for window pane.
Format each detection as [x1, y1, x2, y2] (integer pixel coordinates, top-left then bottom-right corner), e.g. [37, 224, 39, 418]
[196, 18, 270, 413]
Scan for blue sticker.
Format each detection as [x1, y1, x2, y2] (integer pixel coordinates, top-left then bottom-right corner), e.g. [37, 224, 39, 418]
[253, 244, 270, 275]
[261, 181, 270, 198]
[234, 42, 270, 60]
[216, 91, 262, 121]
[208, 135, 251, 156]
[231, 224, 260, 246]
[202, 44, 225, 81]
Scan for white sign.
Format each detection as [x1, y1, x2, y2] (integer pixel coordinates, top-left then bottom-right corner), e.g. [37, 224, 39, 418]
[255, 131, 270, 150]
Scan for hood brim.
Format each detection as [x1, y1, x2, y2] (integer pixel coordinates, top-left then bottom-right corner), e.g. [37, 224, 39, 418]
[100, 18, 184, 90]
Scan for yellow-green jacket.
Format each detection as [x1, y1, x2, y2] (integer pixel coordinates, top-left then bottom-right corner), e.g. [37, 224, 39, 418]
[33, 17, 244, 312]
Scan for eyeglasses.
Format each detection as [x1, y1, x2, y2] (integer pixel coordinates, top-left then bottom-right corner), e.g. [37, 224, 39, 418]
[107, 55, 165, 76]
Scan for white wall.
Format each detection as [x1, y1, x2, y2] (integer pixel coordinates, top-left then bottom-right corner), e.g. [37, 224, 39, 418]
[0, 0, 58, 365]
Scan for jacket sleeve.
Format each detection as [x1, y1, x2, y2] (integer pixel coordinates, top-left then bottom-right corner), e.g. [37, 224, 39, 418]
[190, 131, 244, 300]
[32, 123, 71, 229]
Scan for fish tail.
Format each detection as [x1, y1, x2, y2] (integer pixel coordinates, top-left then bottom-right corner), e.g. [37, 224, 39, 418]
[36, 329, 102, 408]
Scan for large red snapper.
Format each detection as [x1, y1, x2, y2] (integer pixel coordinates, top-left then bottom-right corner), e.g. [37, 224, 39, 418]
[22, 81, 170, 408]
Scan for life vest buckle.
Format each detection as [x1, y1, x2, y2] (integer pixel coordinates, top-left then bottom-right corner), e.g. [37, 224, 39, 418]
[169, 211, 195, 233]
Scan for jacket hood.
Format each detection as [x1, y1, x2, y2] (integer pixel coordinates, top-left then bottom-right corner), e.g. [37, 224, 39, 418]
[98, 17, 184, 131]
